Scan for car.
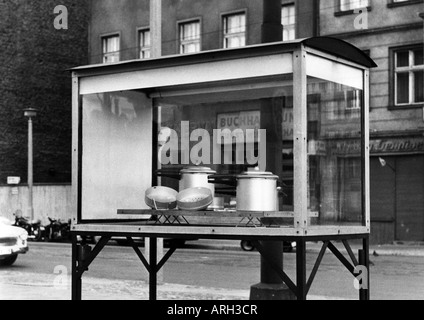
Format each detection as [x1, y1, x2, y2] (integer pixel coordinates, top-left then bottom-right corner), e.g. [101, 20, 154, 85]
[0, 217, 29, 266]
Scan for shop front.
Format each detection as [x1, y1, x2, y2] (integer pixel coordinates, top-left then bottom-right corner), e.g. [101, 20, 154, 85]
[369, 136, 424, 243]
[70, 37, 377, 300]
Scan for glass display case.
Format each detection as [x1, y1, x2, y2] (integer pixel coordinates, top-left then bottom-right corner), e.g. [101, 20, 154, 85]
[72, 37, 376, 237]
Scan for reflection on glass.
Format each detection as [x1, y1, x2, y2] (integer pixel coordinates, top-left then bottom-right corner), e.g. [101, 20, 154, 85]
[414, 71, 424, 103]
[153, 77, 294, 212]
[396, 72, 409, 104]
[81, 91, 152, 219]
[307, 76, 363, 225]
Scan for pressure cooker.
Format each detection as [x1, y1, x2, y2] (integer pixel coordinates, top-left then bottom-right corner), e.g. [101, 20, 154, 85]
[208, 169, 279, 212]
[156, 166, 216, 195]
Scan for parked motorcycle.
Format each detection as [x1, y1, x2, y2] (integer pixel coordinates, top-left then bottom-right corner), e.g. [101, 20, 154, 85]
[13, 213, 44, 241]
[45, 217, 71, 242]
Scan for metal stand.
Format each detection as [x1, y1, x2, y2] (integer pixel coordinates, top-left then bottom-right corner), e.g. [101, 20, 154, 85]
[71, 233, 370, 301]
[71, 235, 178, 301]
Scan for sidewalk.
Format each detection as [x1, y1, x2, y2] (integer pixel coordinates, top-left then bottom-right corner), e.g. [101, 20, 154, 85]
[191, 239, 424, 257]
[2, 240, 422, 300]
[0, 270, 346, 300]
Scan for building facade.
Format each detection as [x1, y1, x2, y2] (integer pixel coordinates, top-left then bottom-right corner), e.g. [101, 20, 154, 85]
[319, 0, 424, 243]
[87, 0, 423, 243]
[0, 0, 89, 185]
[88, 0, 317, 63]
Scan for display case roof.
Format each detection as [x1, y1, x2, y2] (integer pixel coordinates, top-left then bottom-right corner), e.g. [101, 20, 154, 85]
[70, 37, 377, 76]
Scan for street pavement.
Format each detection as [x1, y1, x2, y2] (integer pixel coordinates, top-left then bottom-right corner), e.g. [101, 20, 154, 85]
[1, 239, 423, 300]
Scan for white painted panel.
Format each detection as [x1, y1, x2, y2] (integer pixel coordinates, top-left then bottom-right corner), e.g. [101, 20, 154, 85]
[306, 54, 363, 90]
[81, 92, 153, 220]
[80, 54, 293, 95]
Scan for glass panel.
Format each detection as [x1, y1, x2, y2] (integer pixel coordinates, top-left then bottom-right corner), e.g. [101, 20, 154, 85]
[225, 14, 246, 34]
[223, 14, 246, 49]
[396, 51, 409, 68]
[282, 5, 296, 41]
[180, 21, 200, 53]
[225, 35, 245, 48]
[414, 71, 424, 103]
[396, 72, 409, 104]
[153, 76, 294, 214]
[414, 48, 423, 66]
[139, 30, 151, 59]
[103, 36, 120, 63]
[307, 76, 363, 226]
[340, 0, 369, 10]
[81, 91, 152, 219]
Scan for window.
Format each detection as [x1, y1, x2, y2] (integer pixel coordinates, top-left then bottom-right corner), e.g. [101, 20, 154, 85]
[393, 46, 424, 106]
[139, 29, 151, 59]
[340, 0, 370, 11]
[388, 0, 423, 8]
[102, 35, 120, 64]
[282, 4, 296, 41]
[179, 20, 201, 54]
[223, 13, 246, 48]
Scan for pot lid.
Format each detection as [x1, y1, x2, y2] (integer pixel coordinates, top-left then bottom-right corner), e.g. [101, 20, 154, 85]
[180, 166, 217, 174]
[237, 168, 279, 180]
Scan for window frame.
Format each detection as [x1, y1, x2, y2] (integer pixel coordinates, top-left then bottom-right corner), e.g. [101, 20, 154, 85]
[221, 10, 247, 49]
[101, 33, 121, 64]
[335, 0, 372, 16]
[282, 3, 296, 41]
[387, 0, 424, 8]
[389, 44, 424, 109]
[137, 27, 151, 60]
[177, 18, 202, 54]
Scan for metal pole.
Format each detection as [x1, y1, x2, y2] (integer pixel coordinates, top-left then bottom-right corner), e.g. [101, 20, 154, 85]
[71, 234, 82, 300]
[149, 237, 157, 301]
[28, 116, 34, 221]
[250, 0, 295, 301]
[359, 236, 370, 300]
[296, 239, 307, 300]
[147, 0, 164, 285]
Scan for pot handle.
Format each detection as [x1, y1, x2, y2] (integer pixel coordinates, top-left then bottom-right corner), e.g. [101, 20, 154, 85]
[208, 174, 238, 187]
[155, 169, 181, 180]
[214, 188, 237, 196]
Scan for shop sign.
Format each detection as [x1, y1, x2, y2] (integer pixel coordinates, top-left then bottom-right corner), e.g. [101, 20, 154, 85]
[217, 111, 260, 144]
[327, 137, 424, 156]
[330, 140, 361, 156]
[370, 138, 424, 154]
[7, 177, 20, 185]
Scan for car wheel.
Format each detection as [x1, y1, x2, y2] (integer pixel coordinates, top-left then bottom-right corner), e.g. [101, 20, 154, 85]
[240, 240, 255, 251]
[0, 254, 18, 267]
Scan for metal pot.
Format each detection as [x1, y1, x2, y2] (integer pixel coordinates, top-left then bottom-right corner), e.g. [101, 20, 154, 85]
[208, 169, 279, 212]
[179, 166, 216, 195]
[236, 170, 278, 212]
[156, 166, 216, 195]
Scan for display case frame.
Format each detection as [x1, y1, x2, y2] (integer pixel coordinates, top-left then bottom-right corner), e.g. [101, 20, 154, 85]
[71, 37, 375, 238]
[70, 37, 377, 301]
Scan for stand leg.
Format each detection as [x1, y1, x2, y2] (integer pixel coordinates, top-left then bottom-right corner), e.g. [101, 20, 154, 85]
[71, 234, 82, 300]
[296, 239, 307, 300]
[359, 236, 370, 300]
[149, 237, 157, 301]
